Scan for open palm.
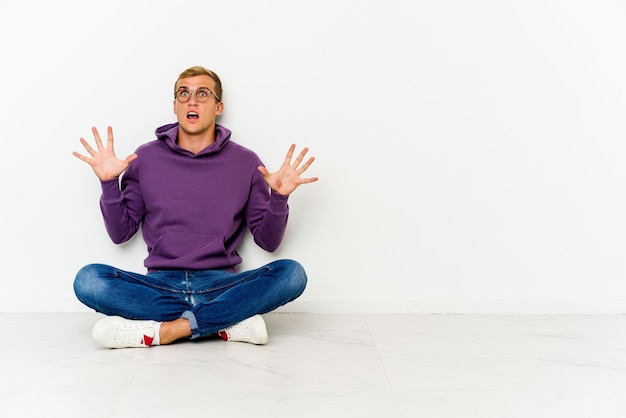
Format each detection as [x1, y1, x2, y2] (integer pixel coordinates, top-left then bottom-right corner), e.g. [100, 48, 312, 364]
[73, 126, 137, 181]
[258, 144, 318, 196]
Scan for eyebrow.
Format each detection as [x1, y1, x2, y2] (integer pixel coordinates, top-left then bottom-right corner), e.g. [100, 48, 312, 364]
[176, 86, 211, 90]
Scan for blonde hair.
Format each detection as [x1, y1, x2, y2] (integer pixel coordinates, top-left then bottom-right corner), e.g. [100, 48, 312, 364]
[174, 66, 223, 101]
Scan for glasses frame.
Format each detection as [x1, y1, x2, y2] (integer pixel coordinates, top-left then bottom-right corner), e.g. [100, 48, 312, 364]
[174, 87, 221, 103]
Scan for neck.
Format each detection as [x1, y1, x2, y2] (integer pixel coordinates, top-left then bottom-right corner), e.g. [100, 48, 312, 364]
[177, 126, 216, 154]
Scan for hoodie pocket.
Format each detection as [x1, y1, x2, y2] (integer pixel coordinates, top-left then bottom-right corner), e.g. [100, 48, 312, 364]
[150, 230, 228, 262]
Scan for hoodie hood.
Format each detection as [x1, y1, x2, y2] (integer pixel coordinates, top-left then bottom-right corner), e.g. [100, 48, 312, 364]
[154, 123, 232, 157]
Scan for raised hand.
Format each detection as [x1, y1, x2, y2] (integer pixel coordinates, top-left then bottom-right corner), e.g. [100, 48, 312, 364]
[257, 144, 318, 196]
[73, 126, 137, 181]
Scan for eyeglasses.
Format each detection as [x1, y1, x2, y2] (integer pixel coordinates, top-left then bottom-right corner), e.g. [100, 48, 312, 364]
[175, 88, 221, 103]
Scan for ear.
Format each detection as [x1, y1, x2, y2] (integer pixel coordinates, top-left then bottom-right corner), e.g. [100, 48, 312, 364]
[215, 101, 224, 116]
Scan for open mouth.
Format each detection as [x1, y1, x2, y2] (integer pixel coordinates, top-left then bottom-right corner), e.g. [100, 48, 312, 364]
[187, 111, 199, 121]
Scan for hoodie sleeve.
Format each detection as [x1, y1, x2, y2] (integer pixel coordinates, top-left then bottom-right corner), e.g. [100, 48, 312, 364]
[245, 169, 289, 252]
[99, 164, 145, 244]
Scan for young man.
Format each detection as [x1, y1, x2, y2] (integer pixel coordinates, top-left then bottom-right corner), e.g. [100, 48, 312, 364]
[72, 66, 317, 348]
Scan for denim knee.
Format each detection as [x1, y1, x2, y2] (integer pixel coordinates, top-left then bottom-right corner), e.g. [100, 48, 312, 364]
[279, 259, 308, 299]
[73, 263, 109, 306]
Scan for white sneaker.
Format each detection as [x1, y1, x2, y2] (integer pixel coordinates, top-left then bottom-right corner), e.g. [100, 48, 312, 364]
[92, 316, 157, 348]
[219, 315, 268, 345]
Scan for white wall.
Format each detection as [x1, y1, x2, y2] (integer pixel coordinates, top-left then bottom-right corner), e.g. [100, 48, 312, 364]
[1, 0, 625, 313]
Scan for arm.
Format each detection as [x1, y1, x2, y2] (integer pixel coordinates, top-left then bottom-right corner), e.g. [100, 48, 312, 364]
[246, 175, 290, 252]
[248, 145, 318, 251]
[74, 126, 143, 243]
[99, 168, 144, 244]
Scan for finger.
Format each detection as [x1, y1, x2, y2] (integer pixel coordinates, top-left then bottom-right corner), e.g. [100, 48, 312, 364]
[72, 151, 91, 162]
[79, 137, 97, 156]
[257, 165, 269, 176]
[92, 127, 105, 150]
[107, 126, 115, 149]
[301, 176, 319, 184]
[283, 144, 296, 165]
[297, 156, 315, 174]
[124, 154, 138, 165]
[292, 147, 309, 167]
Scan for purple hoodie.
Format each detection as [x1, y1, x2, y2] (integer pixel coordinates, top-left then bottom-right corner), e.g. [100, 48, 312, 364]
[99, 123, 289, 272]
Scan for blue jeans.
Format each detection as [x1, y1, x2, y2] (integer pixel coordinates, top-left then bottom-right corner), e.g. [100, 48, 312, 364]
[73, 259, 307, 339]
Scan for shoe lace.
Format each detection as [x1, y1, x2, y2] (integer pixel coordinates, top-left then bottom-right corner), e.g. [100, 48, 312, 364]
[114, 325, 151, 345]
[225, 321, 250, 340]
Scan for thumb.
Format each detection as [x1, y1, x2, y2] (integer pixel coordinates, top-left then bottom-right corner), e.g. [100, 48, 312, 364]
[257, 165, 269, 176]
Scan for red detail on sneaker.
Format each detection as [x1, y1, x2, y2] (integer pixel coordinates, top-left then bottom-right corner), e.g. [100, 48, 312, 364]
[219, 331, 229, 341]
[143, 335, 154, 346]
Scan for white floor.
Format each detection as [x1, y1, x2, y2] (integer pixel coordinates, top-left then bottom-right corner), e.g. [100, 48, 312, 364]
[2, 313, 626, 417]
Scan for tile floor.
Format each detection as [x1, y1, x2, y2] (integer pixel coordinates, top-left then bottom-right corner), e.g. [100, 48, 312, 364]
[1, 312, 626, 417]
